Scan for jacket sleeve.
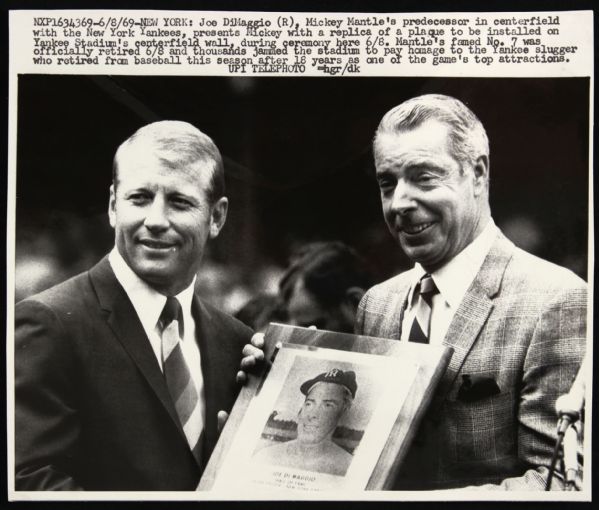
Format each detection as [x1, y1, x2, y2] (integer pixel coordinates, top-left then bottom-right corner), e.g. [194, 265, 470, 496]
[15, 299, 83, 491]
[354, 292, 367, 335]
[473, 284, 587, 490]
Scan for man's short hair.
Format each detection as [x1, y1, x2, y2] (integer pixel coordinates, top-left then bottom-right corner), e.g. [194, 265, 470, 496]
[112, 120, 225, 204]
[280, 241, 373, 308]
[374, 94, 489, 169]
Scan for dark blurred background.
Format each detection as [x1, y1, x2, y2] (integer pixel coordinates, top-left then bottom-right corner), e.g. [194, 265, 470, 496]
[15, 75, 589, 312]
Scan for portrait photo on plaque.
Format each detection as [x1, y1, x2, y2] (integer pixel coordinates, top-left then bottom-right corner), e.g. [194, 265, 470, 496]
[251, 358, 374, 477]
[206, 340, 423, 493]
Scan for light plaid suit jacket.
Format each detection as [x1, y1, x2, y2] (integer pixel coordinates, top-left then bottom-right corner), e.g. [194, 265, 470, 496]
[356, 231, 587, 490]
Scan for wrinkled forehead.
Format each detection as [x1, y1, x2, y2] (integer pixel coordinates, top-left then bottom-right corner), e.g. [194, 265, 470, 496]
[374, 121, 455, 170]
[376, 119, 452, 153]
[117, 134, 212, 166]
[116, 141, 215, 184]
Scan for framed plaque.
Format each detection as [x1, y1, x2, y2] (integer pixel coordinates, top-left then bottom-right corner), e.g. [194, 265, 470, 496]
[199, 324, 452, 494]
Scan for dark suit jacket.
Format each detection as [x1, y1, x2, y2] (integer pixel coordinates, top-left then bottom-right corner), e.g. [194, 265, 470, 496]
[356, 232, 587, 490]
[15, 256, 253, 491]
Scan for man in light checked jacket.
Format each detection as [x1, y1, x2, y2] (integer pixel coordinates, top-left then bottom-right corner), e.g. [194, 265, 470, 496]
[355, 94, 587, 490]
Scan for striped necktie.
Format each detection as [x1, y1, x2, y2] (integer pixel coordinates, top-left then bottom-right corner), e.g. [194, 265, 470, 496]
[160, 296, 203, 465]
[408, 274, 439, 344]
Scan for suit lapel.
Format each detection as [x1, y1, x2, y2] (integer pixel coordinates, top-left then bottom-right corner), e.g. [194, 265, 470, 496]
[192, 296, 223, 465]
[435, 233, 515, 402]
[383, 272, 414, 340]
[89, 257, 186, 440]
[393, 288, 410, 340]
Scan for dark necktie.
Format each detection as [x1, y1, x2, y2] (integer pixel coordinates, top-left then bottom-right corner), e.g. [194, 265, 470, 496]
[408, 274, 439, 344]
[160, 296, 203, 464]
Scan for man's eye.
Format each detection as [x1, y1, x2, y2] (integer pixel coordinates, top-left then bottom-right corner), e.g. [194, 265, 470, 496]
[414, 173, 434, 184]
[171, 197, 192, 209]
[378, 179, 395, 194]
[128, 194, 150, 205]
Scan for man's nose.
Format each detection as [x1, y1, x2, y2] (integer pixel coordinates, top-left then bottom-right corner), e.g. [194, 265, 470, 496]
[144, 197, 169, 231]
[305, 407, 319, 421]
[390, 180, 417, 215]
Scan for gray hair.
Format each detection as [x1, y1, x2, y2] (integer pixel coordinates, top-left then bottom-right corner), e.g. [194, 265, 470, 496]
[373, 94, 489, 169]
[113, 120, 225, 204]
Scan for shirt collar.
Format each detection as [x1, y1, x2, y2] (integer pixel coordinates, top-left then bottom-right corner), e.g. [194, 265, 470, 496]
[108, 247, 196, 335]
[410, 218, 498, 308]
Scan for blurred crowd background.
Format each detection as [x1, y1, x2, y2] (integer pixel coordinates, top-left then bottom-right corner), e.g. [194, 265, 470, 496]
[15, 76, 589, 325]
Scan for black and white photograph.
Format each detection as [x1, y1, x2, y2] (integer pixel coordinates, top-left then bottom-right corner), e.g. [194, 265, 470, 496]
[252, 362, 370, 477]
[208, 344, 418, 493]
[10, 72, 591, 499]
[6, 6, 592, 502]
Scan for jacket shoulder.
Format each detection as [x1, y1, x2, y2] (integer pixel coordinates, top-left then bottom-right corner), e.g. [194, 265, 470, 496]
[17, 270, 95, 316]
[505, 247, 587, 293]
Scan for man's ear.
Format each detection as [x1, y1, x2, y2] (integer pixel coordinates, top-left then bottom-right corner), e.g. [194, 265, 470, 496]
[108, 184, 116, 228]
[209, 197, 228, 239]
[342, 399, 353, 416]
[472, 155, 489, 197]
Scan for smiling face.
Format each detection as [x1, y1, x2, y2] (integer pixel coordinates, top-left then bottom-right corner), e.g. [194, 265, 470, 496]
[297, 382, 348, 445]
[374, 119, 488, 272]
[109, 146, 227, 296]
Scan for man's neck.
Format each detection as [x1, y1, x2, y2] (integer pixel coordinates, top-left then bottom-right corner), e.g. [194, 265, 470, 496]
[422, 213, 492, 274]
[110, 247, 195, 297]
[296, 438, 334, 453]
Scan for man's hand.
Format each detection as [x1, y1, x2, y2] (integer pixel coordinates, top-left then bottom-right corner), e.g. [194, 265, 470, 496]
[236, 326, 317, 384]
[236, 332, 266, 384]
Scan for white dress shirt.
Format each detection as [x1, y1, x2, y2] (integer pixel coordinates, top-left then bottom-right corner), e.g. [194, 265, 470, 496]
[108, 248, 205, 418]
[401, 219, 499, 345]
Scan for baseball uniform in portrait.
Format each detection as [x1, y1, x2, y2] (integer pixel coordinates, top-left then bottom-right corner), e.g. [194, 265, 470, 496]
[355, 230, 587, 490]
[15, 255, 252, 491]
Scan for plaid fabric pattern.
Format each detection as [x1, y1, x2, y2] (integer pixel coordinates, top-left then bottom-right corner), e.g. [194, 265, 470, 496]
[356, 232, 587, 490]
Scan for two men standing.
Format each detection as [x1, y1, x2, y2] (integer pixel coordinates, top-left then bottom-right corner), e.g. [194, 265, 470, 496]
[15, 94, 587, 492]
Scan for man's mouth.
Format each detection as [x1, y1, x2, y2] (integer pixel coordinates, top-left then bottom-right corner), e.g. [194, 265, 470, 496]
[400, 221, 435, 235]
[302, 424, 320, 432]
[138, 239, 177, 250]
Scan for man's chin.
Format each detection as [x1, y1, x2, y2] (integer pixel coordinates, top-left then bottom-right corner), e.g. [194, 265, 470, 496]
[399, 244, 441, 268]
[298, 436, 324, 446]
[131, 263, 180, 290]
